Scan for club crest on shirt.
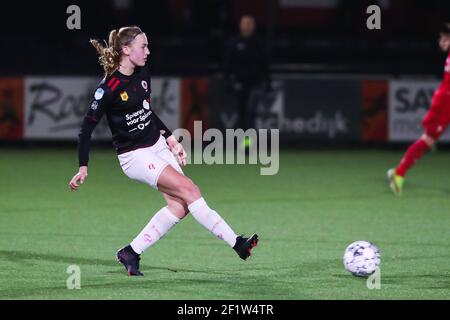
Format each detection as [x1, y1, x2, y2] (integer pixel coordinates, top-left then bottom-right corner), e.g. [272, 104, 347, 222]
[120, 91, 129, 101]
[94, 88, 104, 100]
[141, 80, 148, 91]
[143, 99, 150, 110]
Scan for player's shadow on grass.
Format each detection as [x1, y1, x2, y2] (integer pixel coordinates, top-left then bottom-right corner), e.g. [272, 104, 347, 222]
[0, 281, 221, 299]
[106, 267, 231, 275]
[0, 249, 210, 275]
[0, 249, 121, 268]
[0, 249, 290, 299]
[0, 250, 233, 276]
[0, 275, 288, 299]
[0, 249, 298, 299]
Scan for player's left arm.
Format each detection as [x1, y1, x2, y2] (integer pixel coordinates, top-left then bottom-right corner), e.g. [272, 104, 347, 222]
[70, 83, 112, 190]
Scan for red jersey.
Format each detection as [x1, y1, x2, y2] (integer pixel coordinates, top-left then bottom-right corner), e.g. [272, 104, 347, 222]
[435, 51, 450, 96]
[423, 51, 450, 139]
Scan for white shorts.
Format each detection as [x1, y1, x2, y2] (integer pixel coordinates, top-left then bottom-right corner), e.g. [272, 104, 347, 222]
[118, 135, 183, 190]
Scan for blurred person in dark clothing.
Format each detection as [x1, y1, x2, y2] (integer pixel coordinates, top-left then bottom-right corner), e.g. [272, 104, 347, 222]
[224, 15, 270, 139]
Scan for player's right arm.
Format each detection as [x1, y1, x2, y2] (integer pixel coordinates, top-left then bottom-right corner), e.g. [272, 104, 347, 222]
[69, 83, 112, 190]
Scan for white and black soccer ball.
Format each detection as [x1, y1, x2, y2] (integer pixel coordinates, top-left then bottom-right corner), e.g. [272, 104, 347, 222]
[343, 240, 380, 277]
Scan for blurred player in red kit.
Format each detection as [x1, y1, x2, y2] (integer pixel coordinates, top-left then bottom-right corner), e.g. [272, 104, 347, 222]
[388, 23, 450, 195]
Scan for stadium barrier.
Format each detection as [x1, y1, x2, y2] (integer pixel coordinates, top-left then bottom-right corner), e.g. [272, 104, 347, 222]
[0, 75, 446, 143]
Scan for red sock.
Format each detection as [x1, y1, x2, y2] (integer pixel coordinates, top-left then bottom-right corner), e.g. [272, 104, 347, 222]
[396, 139, 430, 177]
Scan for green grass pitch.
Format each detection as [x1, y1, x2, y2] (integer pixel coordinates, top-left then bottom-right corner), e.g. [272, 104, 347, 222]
[1, 147, 450, 299]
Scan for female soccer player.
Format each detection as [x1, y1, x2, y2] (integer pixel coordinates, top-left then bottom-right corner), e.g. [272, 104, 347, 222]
[388, 23, 450, 195]
[68, 26, 258, 276]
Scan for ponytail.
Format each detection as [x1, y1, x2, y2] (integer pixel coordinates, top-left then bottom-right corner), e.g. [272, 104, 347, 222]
[90, 26, 143, 76]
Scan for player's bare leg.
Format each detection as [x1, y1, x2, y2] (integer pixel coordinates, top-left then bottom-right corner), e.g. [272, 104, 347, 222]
[157, 165, 201, 204]
[157, 165, 258, 260]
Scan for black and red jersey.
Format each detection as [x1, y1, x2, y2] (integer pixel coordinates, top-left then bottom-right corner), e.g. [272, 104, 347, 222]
[78, 66, 172, 166]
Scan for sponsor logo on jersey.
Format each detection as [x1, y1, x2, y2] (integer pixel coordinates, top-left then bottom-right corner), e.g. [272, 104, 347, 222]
[143, 99, 150, 110]
[94, 88, 104, 100]
[141, 80, 148, 91]
[120, 91, 129, 101]
[90, 101, 98, 110]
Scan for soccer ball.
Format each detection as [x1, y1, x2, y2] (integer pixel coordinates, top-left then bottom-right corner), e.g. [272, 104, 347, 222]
[343, 240, 380, 277]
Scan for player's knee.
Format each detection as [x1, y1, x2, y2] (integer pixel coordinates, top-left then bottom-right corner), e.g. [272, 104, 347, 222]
[180, 178, 201, 202]
[421, 133, 436, 147]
